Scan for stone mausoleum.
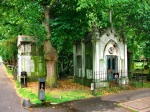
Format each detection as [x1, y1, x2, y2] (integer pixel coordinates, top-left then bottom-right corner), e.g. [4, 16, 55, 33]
[17, 35, 46, 81]
[73, 27, 128, 88]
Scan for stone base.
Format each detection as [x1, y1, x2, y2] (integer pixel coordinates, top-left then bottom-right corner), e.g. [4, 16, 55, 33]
[119, 78, 129, 85]
[95, 82, 109, 88]
[22, 98, 31, 108]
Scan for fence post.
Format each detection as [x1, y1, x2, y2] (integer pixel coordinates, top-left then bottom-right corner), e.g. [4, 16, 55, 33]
[93, 71, 96, 91]
[121, 70, 122, 87]
[91, 83, 95, 96]
[142, 69, 143, 87]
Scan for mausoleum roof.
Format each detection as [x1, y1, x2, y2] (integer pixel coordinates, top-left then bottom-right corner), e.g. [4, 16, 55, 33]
[83, 28, 115, 42]
[84, 32, 92, 42]
[17, 35, 35, 47]
[74, 27, 120, 44]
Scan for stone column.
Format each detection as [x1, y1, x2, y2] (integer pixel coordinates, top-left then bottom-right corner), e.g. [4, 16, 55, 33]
[95, 40, 100, 72]
[118, 56, 121, 72]
[124, 43, 128, 76]
[18, 54, 21, 81]
[81, 42, 85, 78]
[95, 32, 100, 72]
[91, 39, 96, 74]
[73, 44, 77, 76]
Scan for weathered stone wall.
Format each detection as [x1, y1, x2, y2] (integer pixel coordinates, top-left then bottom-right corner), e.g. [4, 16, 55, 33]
[73, 28, 128, 87]
[17, 35, 46, 82]
[18, 56, 46, 81]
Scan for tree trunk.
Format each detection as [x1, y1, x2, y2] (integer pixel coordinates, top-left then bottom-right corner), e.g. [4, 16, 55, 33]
[43, 6, 58, 89]
[12, 52, 16, 66]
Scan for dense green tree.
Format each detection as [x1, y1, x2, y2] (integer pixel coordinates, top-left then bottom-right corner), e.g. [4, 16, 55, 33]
[0, 38, 17, 64]
[77, 0, 150, 59]
[110, 0, 150, 59]
[50, 0, 89, 76]
[38, 0, 89, 88]
[0, 0, 46, 62]
[0, 0, 89, 88]
[0, 0, 149, 88]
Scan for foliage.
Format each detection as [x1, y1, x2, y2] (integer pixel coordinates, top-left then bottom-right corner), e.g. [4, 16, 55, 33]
[77, 0, 150, 59]
[111, 0, 150, 59]
[0, 0, 46, 42]
[5, 64, 150, 105]
[45, 90, 91, 104]
[18, 88, 42, 104]
[0, 0, 46, 63]
[50, 0, 89, 75]
[14, 77, 92, 104]
[0, 0, 149, 72]
[0, 37, 18, 62]
[0, 0, 89, 75]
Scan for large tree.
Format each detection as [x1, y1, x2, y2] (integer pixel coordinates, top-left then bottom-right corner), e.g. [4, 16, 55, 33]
[0, 0, 89, 88]
[109, 0, 150, 59]
[0, 0, 149, 88]
[77, 0, 150, 59]
[0, 0, 46, 62]
[37, 0, 89, 88]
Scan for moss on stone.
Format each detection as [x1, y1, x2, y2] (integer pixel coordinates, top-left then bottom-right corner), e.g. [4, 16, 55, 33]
[28, 56, 46, 82]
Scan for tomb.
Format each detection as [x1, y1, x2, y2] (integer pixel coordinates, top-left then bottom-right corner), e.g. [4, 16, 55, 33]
[17, 35, 46, 81]
[73, 27, 128, 88]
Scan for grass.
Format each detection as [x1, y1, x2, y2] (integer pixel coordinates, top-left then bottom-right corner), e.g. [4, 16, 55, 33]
[143, 81, 150, 87]
[11, 78, 93, 105]
[45, 90, 92, 104]
[15, 81, 42, 104]
[4, 66, 43, 104]
[5, 66, 12, 75]
[11, 77, 150, 105]
[130, 80, 150, 88]
[4, 66, 150, 106]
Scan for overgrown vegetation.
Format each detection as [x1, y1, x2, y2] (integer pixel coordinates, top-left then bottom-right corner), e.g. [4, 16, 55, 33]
[13, 79, 92, 104]
[5, 63, 150, 105]
[0, 37, 18, 65]
[7, 65, 150, 105]
[13, 79, 150, 105]
[0, 0, 149, 75]
[1, 0, 150, 104]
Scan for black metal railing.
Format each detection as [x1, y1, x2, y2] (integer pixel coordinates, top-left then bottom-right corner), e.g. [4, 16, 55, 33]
[93, 70, 150, 88]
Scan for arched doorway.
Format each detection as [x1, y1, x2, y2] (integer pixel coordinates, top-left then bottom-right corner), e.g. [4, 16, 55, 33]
[104, 40, 119, 82]
[107, 55, 118, 81]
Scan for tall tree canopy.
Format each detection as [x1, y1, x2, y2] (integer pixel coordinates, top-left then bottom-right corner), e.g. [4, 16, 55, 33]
[0, 0, 46, 63]
[0, 0, 149, 87]
[77, 0, 150, 59]
[0, 0, 90, 88]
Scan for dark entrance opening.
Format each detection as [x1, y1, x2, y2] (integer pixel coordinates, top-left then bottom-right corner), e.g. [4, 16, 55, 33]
[107, 55, 118, 82]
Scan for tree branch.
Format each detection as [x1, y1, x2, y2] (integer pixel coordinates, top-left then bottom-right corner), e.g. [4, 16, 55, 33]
[50, 0, 58, 7]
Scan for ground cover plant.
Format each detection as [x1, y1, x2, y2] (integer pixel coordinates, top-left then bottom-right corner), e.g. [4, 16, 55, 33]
[24, 79, 93, 104]
[13, 77, 150, 105]
[5, 65, 150, 105]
